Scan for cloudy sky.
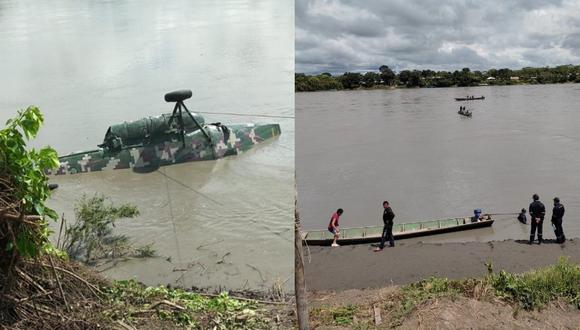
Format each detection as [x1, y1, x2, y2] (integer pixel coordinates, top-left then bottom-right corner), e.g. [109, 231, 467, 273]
[296, 0, 580, 74]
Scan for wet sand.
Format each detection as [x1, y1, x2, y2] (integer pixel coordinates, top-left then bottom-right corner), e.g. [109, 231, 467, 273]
[304, 239, 580, 291]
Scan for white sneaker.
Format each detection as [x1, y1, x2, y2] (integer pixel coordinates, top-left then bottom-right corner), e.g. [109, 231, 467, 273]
[331, 243, 340, 247]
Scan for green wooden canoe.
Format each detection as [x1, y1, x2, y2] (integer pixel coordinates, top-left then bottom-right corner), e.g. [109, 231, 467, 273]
[301, 216, 494, 246]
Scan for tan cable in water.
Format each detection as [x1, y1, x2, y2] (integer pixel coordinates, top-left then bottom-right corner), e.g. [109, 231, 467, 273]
[156, 169, 223, 206]
[160, 167, 185, 287]
[196, 111, 294, 119]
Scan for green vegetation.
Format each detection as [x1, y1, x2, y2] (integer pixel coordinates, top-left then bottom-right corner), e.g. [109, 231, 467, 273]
[311, 305, 359, 326]
[102, 280, 276, 329]
[0, 106, 60, 266]
[135, 243, 156, 258]
[296, 64, 580, 91]
[490, 257, 580, 310]
[60, 194, 150, 263]
[395, 277, 461, 319]
[310, 257, 580, 328]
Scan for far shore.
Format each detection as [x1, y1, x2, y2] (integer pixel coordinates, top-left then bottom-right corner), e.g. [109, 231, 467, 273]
[296, 81, 579, 92]
[304, 238, 580, 291]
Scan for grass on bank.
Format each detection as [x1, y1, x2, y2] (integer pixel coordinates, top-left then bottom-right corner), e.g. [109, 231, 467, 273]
[310, 257, 580, 328]
[2, 255, 291, 329]
[102, 280, 277, 329]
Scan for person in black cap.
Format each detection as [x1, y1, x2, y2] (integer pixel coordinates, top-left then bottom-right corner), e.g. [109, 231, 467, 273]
[517, 208, 527, 224]
[529, 194, 546, 244]
[551, 197, 566, 243]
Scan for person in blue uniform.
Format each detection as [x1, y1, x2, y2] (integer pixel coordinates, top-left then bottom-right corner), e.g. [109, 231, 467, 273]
[551, 197, 566, 244]
[529, 194, 546, 244]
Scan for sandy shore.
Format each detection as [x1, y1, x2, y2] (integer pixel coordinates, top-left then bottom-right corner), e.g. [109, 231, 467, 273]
[304, 238, 580, 291]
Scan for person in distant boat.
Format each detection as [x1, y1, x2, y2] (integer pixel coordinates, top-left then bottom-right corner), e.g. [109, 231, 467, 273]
[374, 201, 395, 251]
[529, 194, 546, 244]
[328, 208, 343, 247]
[517, 208, 527, 224]
[551, 197, 566, 243]
[472, 209, 483, 222]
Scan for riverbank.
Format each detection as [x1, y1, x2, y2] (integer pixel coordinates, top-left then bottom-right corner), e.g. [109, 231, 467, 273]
[1, 256, 294, 329]
[304, 239, 580, 291]
[295, 65, 580, 92]
[306, 257, 580, 329]
[295, 81, 580, 92]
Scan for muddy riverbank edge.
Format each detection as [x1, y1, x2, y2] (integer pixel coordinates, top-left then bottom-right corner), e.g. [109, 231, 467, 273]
[304, 238, 580, 291]
[305, 239, 580, 329]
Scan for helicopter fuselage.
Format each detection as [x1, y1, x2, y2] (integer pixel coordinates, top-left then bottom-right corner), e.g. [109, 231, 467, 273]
[48, 122, 281, 175]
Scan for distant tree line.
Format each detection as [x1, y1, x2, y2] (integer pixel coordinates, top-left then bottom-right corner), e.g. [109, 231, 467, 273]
[295, 64, 580, 92]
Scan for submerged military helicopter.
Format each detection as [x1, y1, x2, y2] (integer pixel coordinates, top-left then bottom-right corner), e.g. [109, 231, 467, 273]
[48, 90, 281, 175]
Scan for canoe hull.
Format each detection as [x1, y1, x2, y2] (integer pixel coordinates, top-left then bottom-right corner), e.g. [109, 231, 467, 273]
[302, 218, 494, 246]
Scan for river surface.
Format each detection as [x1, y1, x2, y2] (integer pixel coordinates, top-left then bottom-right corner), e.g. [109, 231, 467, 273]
[297, 84, 580, 243]
[0, 0, 293, 291]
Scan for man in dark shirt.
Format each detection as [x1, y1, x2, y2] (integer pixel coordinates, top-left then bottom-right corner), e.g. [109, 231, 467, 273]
[517, 208, 527, 224]
[374, 201, 395, 251]
[529, 194, 546, 244]
[551, 197, 566, 244]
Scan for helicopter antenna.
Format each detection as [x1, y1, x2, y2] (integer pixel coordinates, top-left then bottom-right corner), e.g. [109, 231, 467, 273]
[164, 89, 213, 148]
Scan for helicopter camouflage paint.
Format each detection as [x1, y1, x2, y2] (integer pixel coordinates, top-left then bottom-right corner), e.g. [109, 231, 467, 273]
[47, 111, 281, 176]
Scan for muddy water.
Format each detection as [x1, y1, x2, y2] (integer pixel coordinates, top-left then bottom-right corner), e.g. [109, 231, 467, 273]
[297, 84, 580, 242]
[0, 0, 293, 290]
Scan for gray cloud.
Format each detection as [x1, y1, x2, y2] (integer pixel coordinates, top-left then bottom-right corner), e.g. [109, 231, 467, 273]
[296, 0, 580, 73]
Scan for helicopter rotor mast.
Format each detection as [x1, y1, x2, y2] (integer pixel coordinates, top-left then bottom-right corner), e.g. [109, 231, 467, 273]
[164, 89, 213, 148]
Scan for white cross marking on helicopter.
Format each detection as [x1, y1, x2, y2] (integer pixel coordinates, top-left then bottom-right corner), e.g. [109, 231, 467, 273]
[78, 154, 92, 172]
[228, 131, 241, 147]
[129, 148, 140, 168]
[60, 161, 70, 175]
[160, 143, 179, 161]
[248, 129, 259, 144]
[103, 158, 120, 171]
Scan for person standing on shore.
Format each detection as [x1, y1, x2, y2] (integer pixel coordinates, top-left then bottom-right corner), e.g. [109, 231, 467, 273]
[551, 197, 566, 243]
[529, 194, 546, 244]
[375, 201, 395, 251]
[328, 208, 343, 247]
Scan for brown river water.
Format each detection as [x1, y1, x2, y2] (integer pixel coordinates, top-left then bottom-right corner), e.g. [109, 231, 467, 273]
[0, 0, 293, 291]
[297, 84, 580, 243]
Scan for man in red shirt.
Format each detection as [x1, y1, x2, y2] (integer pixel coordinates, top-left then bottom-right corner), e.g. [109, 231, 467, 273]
[328, 208, 343, 247]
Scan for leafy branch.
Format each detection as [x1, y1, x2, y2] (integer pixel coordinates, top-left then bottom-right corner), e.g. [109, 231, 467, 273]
[0, 106, 60, 266]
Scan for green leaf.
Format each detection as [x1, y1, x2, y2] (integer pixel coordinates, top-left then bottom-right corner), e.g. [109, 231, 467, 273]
[16, 231, 39, 258]
[44, 207, 58, 220]
[34, 202, 45, 216]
